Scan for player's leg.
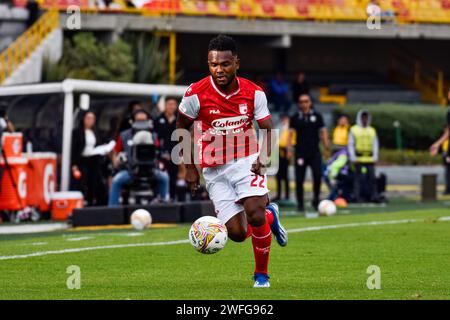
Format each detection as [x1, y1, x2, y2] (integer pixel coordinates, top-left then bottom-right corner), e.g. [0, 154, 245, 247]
[242, 195, 273, 287]
[225, 211, 250, 242]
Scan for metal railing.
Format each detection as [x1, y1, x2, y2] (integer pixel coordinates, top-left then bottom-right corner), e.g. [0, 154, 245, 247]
[0, 9, 60, 85]
[390, 48, 448, 105]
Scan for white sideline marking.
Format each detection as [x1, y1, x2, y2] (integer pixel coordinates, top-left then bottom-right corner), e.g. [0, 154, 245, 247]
[0, 223, 68, 235]
[0, 240, 189, 261]
[66, 237, 93, 242]
[0, 217, 449, 261]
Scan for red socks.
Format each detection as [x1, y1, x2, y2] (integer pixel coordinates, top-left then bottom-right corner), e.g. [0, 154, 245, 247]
[246, 208, 274, 275]
[246, 209, 274, 239]
[251, 222, 272, 275]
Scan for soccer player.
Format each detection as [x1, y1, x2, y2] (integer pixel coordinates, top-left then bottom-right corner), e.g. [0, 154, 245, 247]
[176, 35, 287, 288]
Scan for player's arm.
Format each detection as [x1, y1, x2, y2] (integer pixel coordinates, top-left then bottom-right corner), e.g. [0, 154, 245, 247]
[430, 127, 449, 156]
[252, 117, 274, 176]
[252, 90, 273, 175]
[176, 90, 201, 195]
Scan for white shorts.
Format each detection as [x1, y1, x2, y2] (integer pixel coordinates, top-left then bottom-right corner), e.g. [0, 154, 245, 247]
[203, 153, 269, 224]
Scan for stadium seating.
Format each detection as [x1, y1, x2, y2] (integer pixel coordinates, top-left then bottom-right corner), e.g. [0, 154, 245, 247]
[32, 0, 450, 24]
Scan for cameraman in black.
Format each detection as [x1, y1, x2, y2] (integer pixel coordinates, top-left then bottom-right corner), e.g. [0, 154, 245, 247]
[108, 109, 169, 206]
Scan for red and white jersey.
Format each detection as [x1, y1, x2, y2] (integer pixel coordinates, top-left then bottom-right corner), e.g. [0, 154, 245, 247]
[179, 76, 271, 168]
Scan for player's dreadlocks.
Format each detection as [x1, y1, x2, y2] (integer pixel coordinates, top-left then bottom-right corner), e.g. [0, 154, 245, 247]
[208, 34, 237, 56]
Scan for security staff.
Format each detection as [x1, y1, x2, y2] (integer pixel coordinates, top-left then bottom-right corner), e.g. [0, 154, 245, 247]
[287, 94, 330, 211]
[348, 110, 379, 203]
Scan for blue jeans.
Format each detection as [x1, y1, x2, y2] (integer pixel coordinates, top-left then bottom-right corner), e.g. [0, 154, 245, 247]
[108, 169, 170, 206]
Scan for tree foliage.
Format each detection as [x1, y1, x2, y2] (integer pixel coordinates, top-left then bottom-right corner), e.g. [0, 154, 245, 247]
[43, 32, 135, 82]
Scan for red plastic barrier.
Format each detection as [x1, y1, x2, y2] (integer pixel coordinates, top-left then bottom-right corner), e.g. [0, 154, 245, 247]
[0, 157, 28, 211]
[1, 133, 23, 158]
[25, 153, 57, 213]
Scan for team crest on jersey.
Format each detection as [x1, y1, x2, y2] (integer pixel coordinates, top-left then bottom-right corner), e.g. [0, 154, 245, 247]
[239, 103, 248, 115]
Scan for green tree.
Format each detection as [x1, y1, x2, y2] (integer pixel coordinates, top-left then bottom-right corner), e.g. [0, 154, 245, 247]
[130, 33, 181, 84]
[43, 32, 135, 82]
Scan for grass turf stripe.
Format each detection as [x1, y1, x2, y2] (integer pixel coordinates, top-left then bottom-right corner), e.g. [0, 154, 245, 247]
[0, 216, 449, 261]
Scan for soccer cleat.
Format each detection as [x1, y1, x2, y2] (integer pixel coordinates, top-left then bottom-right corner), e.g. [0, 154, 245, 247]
[266, 202, 288, 247]
[253, 273, 270, 288]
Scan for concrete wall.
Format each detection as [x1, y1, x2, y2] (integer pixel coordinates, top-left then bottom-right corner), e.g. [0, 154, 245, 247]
[3, 28, 63, 85]
[0, 5, 28, 51]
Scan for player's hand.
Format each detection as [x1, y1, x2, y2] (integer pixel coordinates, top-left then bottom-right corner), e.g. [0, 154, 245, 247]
[185, 165, 200, 197]
[251, 157, 266, 176]
[429, 144, 439, 156]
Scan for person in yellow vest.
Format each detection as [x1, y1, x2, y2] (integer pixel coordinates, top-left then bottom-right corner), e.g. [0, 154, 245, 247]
[332, 114, 350, 151]
[274, 115, 296, 201]
[348, 110, 379, 203]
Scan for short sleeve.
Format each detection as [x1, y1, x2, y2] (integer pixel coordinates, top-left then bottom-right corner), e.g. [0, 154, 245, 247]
[254, 90, 271, 122]
[317, 112, 325, 129]
[178, 86, 200, 120]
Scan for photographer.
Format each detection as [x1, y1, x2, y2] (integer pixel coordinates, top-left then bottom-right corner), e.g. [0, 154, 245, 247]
[108, 109, 169, 206]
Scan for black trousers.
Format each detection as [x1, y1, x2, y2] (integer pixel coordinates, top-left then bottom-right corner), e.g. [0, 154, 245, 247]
[295, 151, 322, 210]
[79, 155, 108, 206]
[353, 163, 377, 202]
[444, 155, 450, 194]
[167, 161, 179, 200]
[276, 150, 290, 200]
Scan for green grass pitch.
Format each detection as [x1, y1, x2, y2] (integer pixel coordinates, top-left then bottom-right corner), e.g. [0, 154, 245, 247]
[0, 199, 449, 300]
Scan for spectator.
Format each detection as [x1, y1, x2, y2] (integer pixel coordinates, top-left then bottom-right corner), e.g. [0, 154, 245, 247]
[287, 93, 330, 211]
[273, 114, 295, 202]
[154, 96, 178, 200]
[71, 111, 114, 206]
[291, 72, 310, 103]
[269, 72, 290, 114]
[332, 114, 350, 151]
[108, 109, 169, 206]
[348, 110, 379, 203]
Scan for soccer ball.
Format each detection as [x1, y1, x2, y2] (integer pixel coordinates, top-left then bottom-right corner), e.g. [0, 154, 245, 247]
[318, 200, 337, 216]
[189, 216, 228, 254]
[130, 209, 152, 230]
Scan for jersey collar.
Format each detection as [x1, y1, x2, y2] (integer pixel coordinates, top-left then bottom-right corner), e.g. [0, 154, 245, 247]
[210, 76, 240, 99]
